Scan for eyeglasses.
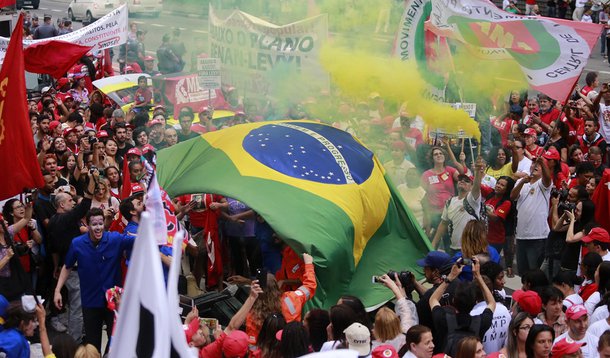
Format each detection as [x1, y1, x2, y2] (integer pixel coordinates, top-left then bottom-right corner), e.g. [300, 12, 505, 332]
[514, 146, 523, 149]
[519, 325, 532, 331]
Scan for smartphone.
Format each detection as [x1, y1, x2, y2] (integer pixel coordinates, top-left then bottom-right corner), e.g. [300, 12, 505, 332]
[191, 194, 204, 210]
[256, 268, 268, 288]
[200, 317, 218, 330]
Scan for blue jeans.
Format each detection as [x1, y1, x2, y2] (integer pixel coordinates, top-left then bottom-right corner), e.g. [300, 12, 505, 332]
[516, 239, 546, 276]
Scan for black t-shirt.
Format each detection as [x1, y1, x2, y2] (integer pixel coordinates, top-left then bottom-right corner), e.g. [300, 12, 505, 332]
[177, 131, 200, 143]
[47, 198, 92, 264]
[33, 194, 56, 249]
[431, 305, 493, 354]
[116, 142, 134, 160]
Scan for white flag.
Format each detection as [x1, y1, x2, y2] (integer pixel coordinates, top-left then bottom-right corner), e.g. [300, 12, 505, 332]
[145, 173, 168, 245]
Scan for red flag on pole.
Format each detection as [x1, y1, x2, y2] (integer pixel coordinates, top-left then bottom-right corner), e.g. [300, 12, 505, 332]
[593, 169, 610, 233]
[24, 40, 91, 79]
[0, 14, 43, 200]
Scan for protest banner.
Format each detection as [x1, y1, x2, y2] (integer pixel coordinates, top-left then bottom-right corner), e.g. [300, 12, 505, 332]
[0, 4, 128, 64]
[208, 6, 329, 100]
[197, 57, 221, 90]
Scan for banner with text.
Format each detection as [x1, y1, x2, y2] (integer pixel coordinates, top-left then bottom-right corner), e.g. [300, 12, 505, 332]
[209, 6, 329, 100]
[427, 0, 603, 101]
[0, 4, 128, 64]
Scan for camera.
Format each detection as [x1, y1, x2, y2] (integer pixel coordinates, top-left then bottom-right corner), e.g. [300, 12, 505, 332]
[373, 270, 414, 288]
[551, 188, 568, 200]
[14, 243, 29, 256]
[558, 201, 577, 213]
[89, 136, 98, 145]
[89, 165, 97, 174]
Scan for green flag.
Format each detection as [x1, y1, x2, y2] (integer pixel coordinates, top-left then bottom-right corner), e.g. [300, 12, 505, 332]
[157, 120, 430, 308]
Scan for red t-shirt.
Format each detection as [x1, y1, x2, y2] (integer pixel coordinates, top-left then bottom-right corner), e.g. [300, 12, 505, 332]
[563, 117, 584, 146]
[526, 145, 544, 158]
[403, 127, 424, 147]
[579, 282, 598, 301]
[485, 196, 511, 244]
[491, 117, 516, 147]
[134, 88, 152, 106]
[540, 108, 562, 125]
[178, 194, 224, 229]
[13, 227, 31, 273]
[421, 166, 458, 213]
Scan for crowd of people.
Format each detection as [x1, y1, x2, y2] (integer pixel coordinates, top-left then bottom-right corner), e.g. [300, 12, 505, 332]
[0, 4, 610, 357]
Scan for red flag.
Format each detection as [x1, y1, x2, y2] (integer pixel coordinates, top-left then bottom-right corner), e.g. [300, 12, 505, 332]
[593, 169, 610, 233]
[0, 0, 16, 6]
[24, 40, 91, 79]
[120, 154, 132, 200]
[0, 14, 43, 200]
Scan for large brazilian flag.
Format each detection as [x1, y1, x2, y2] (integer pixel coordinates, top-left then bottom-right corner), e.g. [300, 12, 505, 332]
[157, 120, 430, 308]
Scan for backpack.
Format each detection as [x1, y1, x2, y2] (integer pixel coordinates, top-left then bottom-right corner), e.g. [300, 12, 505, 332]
[444, 311, 482, 357]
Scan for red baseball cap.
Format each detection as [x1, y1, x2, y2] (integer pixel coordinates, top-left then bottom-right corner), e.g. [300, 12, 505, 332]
[184, 318, 199, 343]
[222, 330, 248, 358]
[143, 55, 155, 61]
[582, 227, 610, 244]
[524, 128, 537, 137]
[127, 148, 142, 156]
[63, 127, 77, 137]
[147, 118, 164, 127]
[542, 147, 560, 161]
[56, 77, 70, 88]
[130, 183, 145, 194]
[551, 338, 586, 357]
[566, 304, 588, 320]
[142, 144, 155, 153]
[49, 120, 61, 132]
[513, 290, 542, 316]
[372, 345, 399, 358]
[97, 130, 109, 139]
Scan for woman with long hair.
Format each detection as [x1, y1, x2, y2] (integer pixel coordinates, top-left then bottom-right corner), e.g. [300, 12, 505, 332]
[372, 307, 405, 351]
[454, 220, 501, 280]
[91, 178, 119, 214]
[59, 151, 81, 189]
[399, 325, 434, 358]
[455, 336, 486, 358]
[101, 138, 120, 169]
[485, 146, 513, 180]
[251, 313, 285, 358]
[0, 218, 32, 301]
[421, 145, 465, 240]
[279, 321, 310, 358]
[320, 304, 358, 351]
[485, 175, 516, 275]
[104, 166, 122, 200]
[303, 309, 329, 352]
[524, 324, 554, 358]
[567, 145, 585, 174]
[69, 74, 90, 106]
[559, 199, 596, 273]
[1, 199, 42, 285]
[500, 311, 534, 358]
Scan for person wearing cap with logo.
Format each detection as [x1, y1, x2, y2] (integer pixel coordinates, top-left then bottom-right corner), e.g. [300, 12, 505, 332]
[143, 55, 160, 76]
[552, 337, 586, 358]
[33, 13, 58, 39]
[582, 227, 610, 262]
[148, 114, 167, 150]
[510, 155, 553, 275]
[523, 127, 544, 160]
[553, 304, 598, 357]
[344, 322, 372, 357]
[431, 156, 485, 256]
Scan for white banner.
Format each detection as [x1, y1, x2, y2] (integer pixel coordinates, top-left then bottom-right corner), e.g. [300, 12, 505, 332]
[0, 4, 128, 63]
[208, 6, 329, 99]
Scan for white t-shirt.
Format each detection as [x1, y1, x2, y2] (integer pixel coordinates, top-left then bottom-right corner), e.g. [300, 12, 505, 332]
[471, 301, 511, 354]
[554, 332, 599, 358]
[598, 103, 610, 144]
[585, 291, 601, 316]
[320, 340, 342, 352]
[441, 192, 481, 249]
[564, 293, 584, 311]
[587, 318, 610, 338]
[502, 0, 510, 9]
[516, 156, 533, 175]
[515, 178, 553, 240]
[397, 185, 426, 227]
[603, 252, 610, 262]
[590, 305, 609, 325]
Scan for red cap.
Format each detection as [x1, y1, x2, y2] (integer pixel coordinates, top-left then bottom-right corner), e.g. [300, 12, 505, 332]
[542, 147, 560, 160]
[582, 227, 610, 243]
[372, 345, 399, 358]
[566, 304, 588, 320]
[127, 148, 142, 156]
[49, 120, 61, 132]
[143, 55, 154, 61]
[74, 72, 86, 79]
[131, 183, 145, 194]
[184, 318, 199, 343]
[551, 337, 586, 357]
[63, 127, 77, 137]
[513, 290, 542, 316]
[524, 128, 537, 137]
[125, 65, 134, 73]
[126, 123, 135, 129]
[64, 94, 73, 100]
[222, 330, 248, 358]
[142, 144, 155, 153]
[97, 130, 109, 139]
[56, 77, 70, 88]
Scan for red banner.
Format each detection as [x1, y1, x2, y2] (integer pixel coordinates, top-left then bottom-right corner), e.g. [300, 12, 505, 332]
[0, 14, 43, 200]
[24, 40, 91, 79]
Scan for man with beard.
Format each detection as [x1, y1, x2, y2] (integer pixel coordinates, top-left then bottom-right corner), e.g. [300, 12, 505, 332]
[53, 207, 135, 353]
[113, 122, 134, 159]
[34, 114, 51, 147]
[529, 94, 561, 132]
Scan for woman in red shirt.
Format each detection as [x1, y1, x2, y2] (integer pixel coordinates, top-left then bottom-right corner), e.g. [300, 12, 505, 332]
[421, 145, 465, 240]
[1, 199, 42, 281]
[485, 176, 515, 274]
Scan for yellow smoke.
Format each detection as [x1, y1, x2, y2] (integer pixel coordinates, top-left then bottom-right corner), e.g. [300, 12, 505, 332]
[319, 45, 482, 140]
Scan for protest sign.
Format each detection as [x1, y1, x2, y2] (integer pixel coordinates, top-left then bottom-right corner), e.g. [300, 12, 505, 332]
[197, 57, 221, 90]
[0, 4, 128, 64]
[208, 6, 329, 100]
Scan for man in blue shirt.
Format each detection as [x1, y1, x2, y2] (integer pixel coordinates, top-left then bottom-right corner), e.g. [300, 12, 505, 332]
[53, 208, 136, 353]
